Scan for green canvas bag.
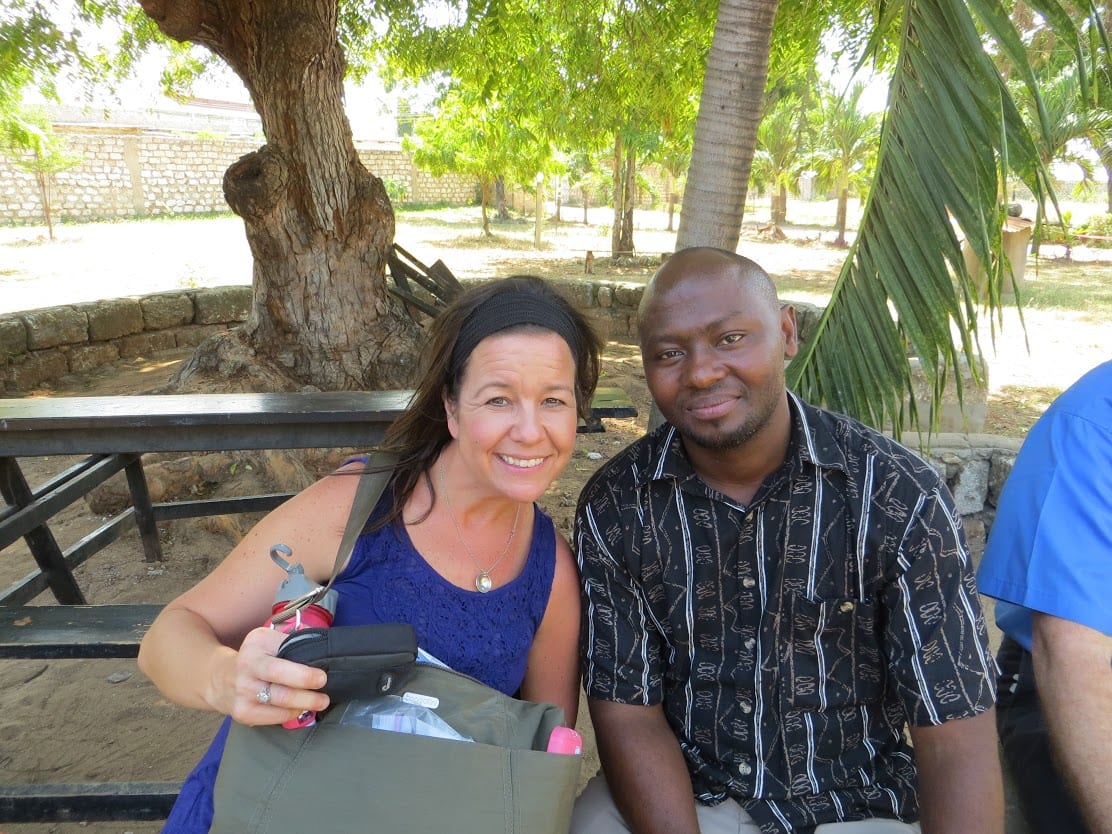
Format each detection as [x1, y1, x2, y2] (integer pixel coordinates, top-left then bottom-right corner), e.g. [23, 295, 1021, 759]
[211, 656, 580, 834]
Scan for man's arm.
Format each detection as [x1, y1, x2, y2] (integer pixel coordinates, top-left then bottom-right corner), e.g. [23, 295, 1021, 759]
[1031, 612, 1112, 833]
[908, 709, 1003, 834]
[588, 698, 701, 834]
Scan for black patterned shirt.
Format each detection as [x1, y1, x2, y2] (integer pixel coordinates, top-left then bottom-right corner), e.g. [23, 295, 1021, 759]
[575, 393, 996, 834]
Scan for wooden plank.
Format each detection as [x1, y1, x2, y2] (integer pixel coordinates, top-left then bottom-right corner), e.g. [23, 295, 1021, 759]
[0, 391, 409, 456]
[0, 604, 161, 659]
[0, 780, 179, 822]
[150, 492, 295, 521]
[0, 458, 85, 604]
[589, 387, 637, 417]
[387, 283, 443, 318]
[0, 454, 130, 549]
[0, 388, 633, 455]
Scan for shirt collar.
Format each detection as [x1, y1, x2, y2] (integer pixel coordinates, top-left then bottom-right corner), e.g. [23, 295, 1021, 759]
[636, 391, 850, 488]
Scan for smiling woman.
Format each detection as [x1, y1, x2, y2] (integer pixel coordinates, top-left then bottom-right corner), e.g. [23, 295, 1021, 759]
[134, 274, 603, 832]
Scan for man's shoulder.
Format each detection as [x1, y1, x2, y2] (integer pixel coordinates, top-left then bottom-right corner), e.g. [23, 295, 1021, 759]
[798, 397, 946, 493]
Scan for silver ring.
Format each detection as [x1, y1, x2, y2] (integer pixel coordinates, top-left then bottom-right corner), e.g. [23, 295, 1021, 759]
[255, 684, 272, 705]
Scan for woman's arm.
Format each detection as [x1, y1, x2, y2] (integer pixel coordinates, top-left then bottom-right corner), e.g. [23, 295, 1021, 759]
[137, 464, 362, 725]
[519, 532, 582, 725]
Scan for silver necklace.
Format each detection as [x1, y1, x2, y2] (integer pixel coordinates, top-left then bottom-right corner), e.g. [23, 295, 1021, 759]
[439, 462, 521, 593]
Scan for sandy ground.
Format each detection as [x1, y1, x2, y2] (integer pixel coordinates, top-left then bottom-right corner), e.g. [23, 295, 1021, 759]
[1, 206, 1108, 833]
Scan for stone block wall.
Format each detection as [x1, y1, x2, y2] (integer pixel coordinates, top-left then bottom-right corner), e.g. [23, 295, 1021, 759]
[0, 286, 251, 393]
[0, 126, 475, 224]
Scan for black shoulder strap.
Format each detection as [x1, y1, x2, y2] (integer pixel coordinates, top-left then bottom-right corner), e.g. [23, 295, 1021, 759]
[270, 451, 399, 625]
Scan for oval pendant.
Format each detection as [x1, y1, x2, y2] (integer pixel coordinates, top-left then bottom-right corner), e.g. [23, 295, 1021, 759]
[475, 572, 493, 593]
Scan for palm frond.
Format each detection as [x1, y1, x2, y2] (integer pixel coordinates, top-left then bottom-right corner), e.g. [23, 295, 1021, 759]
[786, 0, 1069, 437]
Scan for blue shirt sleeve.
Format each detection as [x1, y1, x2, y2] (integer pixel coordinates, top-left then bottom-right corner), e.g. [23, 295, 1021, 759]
[977, 386, 1112, 645]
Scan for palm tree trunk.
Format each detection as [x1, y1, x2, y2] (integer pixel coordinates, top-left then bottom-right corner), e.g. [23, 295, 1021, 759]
[835, 186, 849, 247]
[773, 182, 787, 226]
[676, 0, 780, 250]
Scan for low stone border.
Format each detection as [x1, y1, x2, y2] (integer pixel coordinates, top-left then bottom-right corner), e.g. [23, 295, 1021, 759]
[1, 286, 251, 393]
[918, 432, 1023, 547]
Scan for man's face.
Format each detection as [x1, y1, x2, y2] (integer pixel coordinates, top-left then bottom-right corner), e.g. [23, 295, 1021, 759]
[640, 263, 798, 452]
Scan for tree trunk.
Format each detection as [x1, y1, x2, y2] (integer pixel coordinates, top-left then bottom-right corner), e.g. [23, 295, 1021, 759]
[495, 176, 509, 220]
[770, 192, 783, 226]
[139, 0, 421, 392]
[1104, 153, 1112, 213]
[834, 186, 849, 247]
[582, 189, 590, 225]
[480, 179, 493, 237]
[666, 172, 676, 232]
[35, 168, 54, 241]
[610, 134, 624, 257]
[772, 182, 787, 226]
[619, 151, 636, 254]
[676, 0, 780, 251]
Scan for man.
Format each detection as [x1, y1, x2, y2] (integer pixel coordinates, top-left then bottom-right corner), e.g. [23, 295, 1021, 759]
[976, 359, 1112, 834]
[572, 247, 1003, 834]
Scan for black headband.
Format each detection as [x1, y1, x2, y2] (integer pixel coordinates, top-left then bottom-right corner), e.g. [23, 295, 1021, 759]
[450, 291, 580, 380]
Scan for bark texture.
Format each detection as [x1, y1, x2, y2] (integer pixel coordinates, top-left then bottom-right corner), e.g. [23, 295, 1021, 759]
[139, 0, 422, 392]
[676, 0, 780, 251]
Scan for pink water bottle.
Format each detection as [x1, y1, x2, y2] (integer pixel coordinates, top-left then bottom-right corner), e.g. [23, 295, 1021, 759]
[547, 727, 583, 755]
[265, 544, 339, 729]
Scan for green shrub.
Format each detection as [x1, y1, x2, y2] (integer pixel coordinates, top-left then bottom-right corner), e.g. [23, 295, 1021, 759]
[383, 178, 410, 204]
[1074, 213, 1112, 247]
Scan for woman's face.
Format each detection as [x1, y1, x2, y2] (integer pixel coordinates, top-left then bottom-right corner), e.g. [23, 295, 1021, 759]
[444, 329, 578, 504]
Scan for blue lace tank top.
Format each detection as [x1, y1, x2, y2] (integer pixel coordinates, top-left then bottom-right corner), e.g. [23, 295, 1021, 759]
[330, 493, 557, 694]
[161, 490, 557, 833]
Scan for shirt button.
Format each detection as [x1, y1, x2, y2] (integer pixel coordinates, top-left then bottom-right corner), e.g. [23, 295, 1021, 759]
[744, 637, 756, 650]
[738, 761, 753, 776]
[742, 577, 757, 588]
[839, 601, 855, 613]
[740, 700, 753, 714]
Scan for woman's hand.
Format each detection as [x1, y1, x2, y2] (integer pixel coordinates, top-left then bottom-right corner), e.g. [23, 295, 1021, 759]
[225, 626, 331, 726]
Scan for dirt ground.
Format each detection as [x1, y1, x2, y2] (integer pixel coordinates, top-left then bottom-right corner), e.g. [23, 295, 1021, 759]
[1, 209, 1109, 833]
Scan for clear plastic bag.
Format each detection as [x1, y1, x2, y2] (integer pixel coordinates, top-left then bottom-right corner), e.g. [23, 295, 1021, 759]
[340, 694, 473, 742]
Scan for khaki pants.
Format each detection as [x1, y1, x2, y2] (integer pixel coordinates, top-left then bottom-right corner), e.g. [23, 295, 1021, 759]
[571, 773, 921, 834]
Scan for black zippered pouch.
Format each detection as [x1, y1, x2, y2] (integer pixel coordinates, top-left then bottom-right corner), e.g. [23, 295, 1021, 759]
[276, 622, 418, 703]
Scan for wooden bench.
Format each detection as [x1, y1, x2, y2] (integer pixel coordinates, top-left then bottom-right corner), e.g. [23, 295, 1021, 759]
[0, 603, 176, 821]
[0, 388, 635, 822]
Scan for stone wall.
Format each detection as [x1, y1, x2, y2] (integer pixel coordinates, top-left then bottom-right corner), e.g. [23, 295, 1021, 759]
[0, 286, 251, 393]
[0, 125, 476, 224]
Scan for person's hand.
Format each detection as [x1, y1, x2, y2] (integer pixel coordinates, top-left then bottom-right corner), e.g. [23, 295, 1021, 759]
[226, 626, 330, 726]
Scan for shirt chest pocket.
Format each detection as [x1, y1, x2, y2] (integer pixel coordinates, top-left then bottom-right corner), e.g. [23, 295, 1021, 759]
[779, 592, 885, 712]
